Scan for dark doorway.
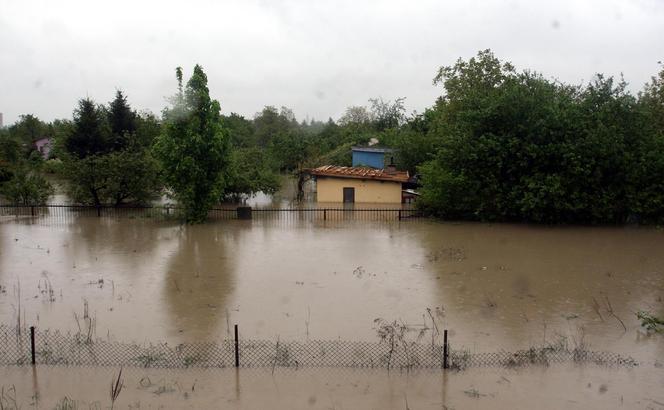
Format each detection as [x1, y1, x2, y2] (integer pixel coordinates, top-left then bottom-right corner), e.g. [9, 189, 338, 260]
[343, 187, 355, 203]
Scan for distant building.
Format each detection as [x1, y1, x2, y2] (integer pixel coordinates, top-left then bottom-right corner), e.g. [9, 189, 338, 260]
[310, 165, 409, 204]
[0, 112, 3, 128]
[351, 147, 394, 169]
[34, 137, 52, 159]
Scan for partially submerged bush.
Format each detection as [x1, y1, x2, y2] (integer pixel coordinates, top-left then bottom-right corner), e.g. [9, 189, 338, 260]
[637, 311, 664, 333]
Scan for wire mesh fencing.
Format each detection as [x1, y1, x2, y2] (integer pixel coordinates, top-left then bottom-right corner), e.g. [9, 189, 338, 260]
[0, 325, 638, 371]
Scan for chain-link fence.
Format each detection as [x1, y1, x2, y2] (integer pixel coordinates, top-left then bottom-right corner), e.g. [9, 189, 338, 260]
[0, 325, 638, 370]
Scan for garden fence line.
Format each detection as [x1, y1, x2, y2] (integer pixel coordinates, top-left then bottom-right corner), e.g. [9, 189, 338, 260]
[0, 325, 639, 371]
[0, 204, 422, 222]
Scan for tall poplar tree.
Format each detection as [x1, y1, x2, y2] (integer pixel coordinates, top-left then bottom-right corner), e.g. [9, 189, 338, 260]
[154, 65, 229, 223]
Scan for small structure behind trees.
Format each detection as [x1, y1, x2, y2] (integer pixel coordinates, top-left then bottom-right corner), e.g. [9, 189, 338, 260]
[2, 52, 664, 224]
[310, 165, 409, 204]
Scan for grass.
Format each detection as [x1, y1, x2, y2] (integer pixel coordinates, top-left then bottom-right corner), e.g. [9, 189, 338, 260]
[183, 355, 202, 368]
[134, 351, 165, 368]
[54, 397, 78, 410]
[0, 385, 19, 410]
[73, 299, 96, 345]
[636, 311, 664, 333]
[109, 368, 124, 410]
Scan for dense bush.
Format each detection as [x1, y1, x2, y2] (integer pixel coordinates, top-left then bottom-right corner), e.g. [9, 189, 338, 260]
[418, 51, 664, 224]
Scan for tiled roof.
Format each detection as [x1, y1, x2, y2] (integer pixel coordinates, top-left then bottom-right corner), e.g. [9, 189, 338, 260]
[310, 165, 409, 183]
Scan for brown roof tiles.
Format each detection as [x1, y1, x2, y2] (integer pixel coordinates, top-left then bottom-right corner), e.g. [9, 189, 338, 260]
[310, 165, 409, 183]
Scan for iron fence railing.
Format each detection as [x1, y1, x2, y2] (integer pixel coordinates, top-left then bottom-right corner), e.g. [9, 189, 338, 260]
[0, 204, 422, 222]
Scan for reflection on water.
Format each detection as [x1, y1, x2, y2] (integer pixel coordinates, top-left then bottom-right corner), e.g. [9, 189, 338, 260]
[163, 224, 237, 340]
[0, 217, 663, 363]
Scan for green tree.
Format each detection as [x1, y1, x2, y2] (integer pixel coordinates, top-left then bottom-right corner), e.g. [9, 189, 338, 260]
[338, 105, 374, 128]
[0, 166, 53, 205]
[221, 113, 256, 148]
[0, 130, 19, 185]
[253, 106, 298, 148]
[629, 64, 664, 221]
[8, 114, 50, 144]
[224, 147, 280, 201]
[64, 149, 160, 206]
[65, 99, 111, 159]
[108, 90, 137, 150]
[0, 119, 54, 205]
[640, 63, 664, 132]
[418, 50, 663, 223]
[7, 114, 52, 158]
[62, 97, 161, 207]
[369, 97, 406, 131]
[154, 65, 230, 223]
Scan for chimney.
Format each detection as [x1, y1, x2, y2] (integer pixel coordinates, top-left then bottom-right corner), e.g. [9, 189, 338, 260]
[385, 156, 397, 174]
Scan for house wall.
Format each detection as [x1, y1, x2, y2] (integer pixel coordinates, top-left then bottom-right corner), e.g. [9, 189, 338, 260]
[316, 177, 402, 203]
[35, 139, 52, 159]
[352, 151, 385, 169]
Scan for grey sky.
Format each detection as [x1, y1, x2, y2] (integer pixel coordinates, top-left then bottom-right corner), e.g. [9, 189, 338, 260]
[1, 0, 663, 125]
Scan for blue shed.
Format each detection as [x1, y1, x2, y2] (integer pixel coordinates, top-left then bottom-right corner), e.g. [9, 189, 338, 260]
[351, 147, 394, 169]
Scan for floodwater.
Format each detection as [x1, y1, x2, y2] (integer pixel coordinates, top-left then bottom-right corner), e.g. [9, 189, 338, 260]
[2, 364, 664, 409]
[1, 216, 663, 408]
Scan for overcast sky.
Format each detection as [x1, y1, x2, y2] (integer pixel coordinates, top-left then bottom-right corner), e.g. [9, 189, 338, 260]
[1, 0, 663, 126]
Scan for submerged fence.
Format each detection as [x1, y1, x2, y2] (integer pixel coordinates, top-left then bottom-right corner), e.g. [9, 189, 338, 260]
[0, 325, 638, 371]
[0, 204, 422, 222]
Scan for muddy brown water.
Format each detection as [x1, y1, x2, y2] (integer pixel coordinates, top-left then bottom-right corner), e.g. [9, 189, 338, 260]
[1, 216, 663, 408]
[2, 365, 664, 409]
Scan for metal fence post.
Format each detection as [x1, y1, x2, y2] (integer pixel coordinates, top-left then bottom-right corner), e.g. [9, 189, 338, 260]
[31, 206, 35, 217]
[30, 326, 36, 365]
[323, 209, 327, 221]
[234, 324, 239, 368]
[443, 329, 448, 369]
[398, 210, 402, 220]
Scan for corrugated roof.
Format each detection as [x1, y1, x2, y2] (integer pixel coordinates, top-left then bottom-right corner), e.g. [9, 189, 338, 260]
[310, 165, 409, 183]
[351, 147, 394, 153]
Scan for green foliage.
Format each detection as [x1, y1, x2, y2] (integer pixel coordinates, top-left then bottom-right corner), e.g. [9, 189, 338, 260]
[0, 166, 54, 205]
[41, 158, 64, 175]
[0, 130, 21, 168]
[222, 113, 256, 148]
[154, 65, 230, 223]
[224, 147, 280, 200]
[369, 97, 406, 131]
[640, 62, 664, 132]
[338, 105, 374, 129]
[418, 50, 664, 223]
[253, 106, 298, 148]
[64, 150, 160, 206]
[0, 127, 54, 205]
[62, 95, 160, 207]
[48, 119, 74, 160]
[108, 90, 138, 150]
[636, 311, 664, 333]
[134, 112, 162, 147]
[8, 114, 51, 145]
[65, 98, 112, 159]
[313, 142, 353, 167]
[268, 129, 311, 171]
